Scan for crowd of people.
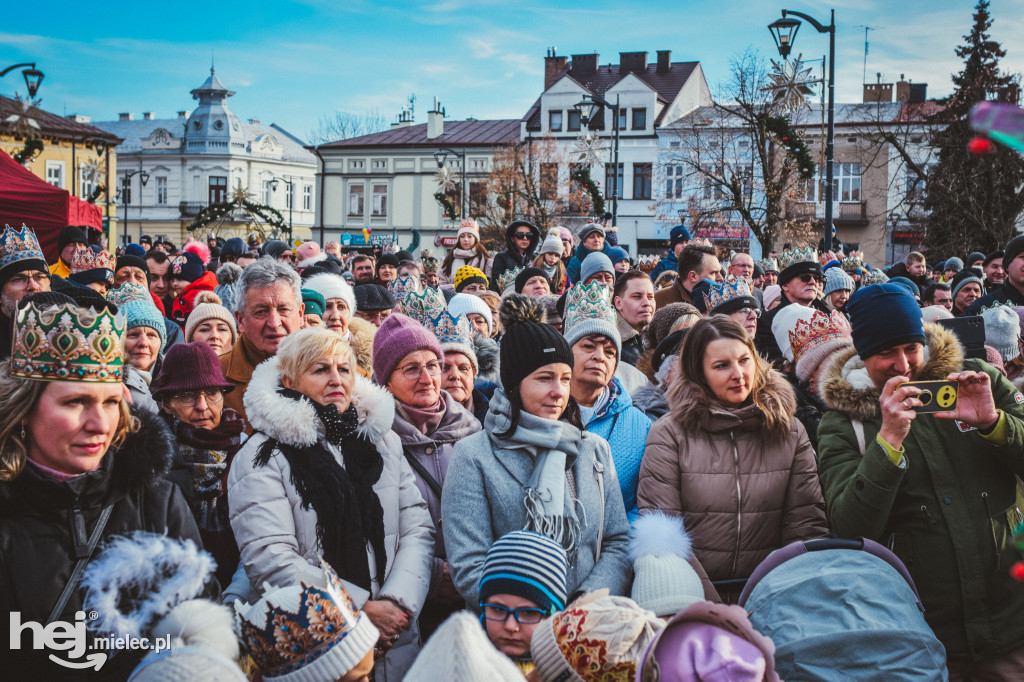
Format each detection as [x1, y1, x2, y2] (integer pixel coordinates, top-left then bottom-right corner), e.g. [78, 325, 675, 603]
[3, 216, 1024, 681]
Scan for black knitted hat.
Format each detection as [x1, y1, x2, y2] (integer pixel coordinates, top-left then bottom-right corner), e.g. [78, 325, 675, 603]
[498, 294, 573, 392]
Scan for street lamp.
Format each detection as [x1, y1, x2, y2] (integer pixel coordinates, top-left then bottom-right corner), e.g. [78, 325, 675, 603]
[0, 62, 44, 97]
[433, 148, 467, 220]
[269, 175, 294, 240]
[120, 169, 150, 246]
[574, 94, 622, 227]
[889, 210, 903, 264]
[769, 8, 836, 252]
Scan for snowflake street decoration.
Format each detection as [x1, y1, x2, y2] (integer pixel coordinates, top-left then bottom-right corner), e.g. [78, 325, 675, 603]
[435, 165, 457, 192]
[4, 94, 41, 137]
[81, 160, 101, 185]
[764, 56, 816, 113]
[573, 132, 608, 167]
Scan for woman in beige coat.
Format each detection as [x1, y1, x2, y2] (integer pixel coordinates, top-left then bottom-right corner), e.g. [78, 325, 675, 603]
[637, 316, 827, 598]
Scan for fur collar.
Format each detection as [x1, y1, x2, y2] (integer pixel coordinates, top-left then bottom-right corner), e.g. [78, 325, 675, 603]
[669, 368, 795, 436]
[297, 252, 328, 269]
[244, 355, 396, 447]
[616, 312, 640, 343]
[473, 332, 500, 384]
[348, 317, 377, 376]
[819, 322, 962, 420]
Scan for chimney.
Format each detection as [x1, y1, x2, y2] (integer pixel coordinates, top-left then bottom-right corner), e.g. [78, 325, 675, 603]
[248, 118, 261, 125]
[863, 73, 893, 103]
[544, 47, 568, 90]
[119, 113, 134, 121]
[896, 74, 911, 102]
[619, 51, 648, 74]
[570, 53, 598, 75]
[427, 97, 445, 139]
[66, 114, 91, 123]
[143, 112, 154, 120]
[177, 111, 188, 119]
[656, 50, 671, 73]
[909, 83, 928, 103]
[391, 109, 414, 129]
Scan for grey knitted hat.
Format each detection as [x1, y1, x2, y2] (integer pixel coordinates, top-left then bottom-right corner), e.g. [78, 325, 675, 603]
[823, 267, 854, 296]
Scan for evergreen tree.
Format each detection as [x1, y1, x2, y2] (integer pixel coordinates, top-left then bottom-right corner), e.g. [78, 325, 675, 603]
[923, 0, 1024, 257]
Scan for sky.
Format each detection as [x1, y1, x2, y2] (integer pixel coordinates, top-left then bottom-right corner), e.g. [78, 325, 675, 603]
[4, 0, 1024, 143]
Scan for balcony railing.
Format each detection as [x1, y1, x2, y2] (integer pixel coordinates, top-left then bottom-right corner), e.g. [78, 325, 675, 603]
[834, 201, 868, 224]
[179, 201, 207, 218]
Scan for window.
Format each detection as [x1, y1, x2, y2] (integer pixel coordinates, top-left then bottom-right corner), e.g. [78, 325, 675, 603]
[303, 184, 312, 211]
[737, 164, 753, 198]
[540, 163, 558, 200]
[665, 165, 684, 199]
[834, 163, 862, 202]
[470, 181, 487, 213]
[121, 175, 132, 205]
[79, 164, 95, 199]
[156, 177, 167, 205]
[616, 108, 627, 131]
[604, 163, 624, 199]
[633, 163, 652, 199]
[285, 184, 294, 210]
[632, 108, 647, 130]
[549, 111, 563, 132]
[45, 161, 64, 189]
[567, 110, 581, 132]
[348, 184, 365, 216]
[262, 180, 273, 206]
[702, 166, 726, 200]
[372, 184, 388, 216]
[209, 176, 227, 204]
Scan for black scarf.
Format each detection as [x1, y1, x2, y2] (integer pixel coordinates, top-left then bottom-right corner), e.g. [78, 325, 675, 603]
[255, 389, 386, 591]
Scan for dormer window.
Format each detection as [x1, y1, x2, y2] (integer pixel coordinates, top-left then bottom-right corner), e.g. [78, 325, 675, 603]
[214, 120, 224, 130]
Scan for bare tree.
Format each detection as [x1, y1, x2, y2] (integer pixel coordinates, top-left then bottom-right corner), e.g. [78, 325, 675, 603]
[306, 109, 390, 145]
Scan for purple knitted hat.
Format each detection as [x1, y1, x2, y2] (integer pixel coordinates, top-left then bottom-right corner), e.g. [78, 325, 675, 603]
[372, 313, 443, 383]
[151, 341, 235, 399]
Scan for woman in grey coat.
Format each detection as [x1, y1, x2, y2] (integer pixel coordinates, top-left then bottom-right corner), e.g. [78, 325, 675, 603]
[442, 295, 632, 606]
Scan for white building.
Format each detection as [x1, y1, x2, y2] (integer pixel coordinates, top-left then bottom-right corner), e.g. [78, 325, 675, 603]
[94, 68, 317, 246]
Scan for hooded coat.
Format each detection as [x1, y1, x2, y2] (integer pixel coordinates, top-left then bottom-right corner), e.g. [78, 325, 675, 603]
[566, 239, 614, 285]
[0, 409, 203, 681]
[637, 371, 828, 585]
[490, 221, 539, 291]
[817, 323, 1024, 663]
[227, 356, 435, 682]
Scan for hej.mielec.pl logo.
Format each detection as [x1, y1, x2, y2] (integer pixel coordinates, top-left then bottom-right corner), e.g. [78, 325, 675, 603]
[10, 610, 170, 670]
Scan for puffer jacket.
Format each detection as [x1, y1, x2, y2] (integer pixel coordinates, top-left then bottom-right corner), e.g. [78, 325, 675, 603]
[0, 408, 203, 681]
[490, 220, 539, 291]
[817, 323, 1024, 663]
[228, 356, 435, 682]
[637, 371, 828, 584]
[583, 377, 651, 519]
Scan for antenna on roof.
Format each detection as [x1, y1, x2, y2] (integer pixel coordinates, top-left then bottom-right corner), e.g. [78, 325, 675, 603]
[408, 93, 416, 118]
[854, 25, 881, 84]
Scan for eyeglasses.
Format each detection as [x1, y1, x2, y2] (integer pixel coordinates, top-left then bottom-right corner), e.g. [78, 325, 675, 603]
[798, 274, 823, 284]
[514, 232, 532, 240]
[169, 389, 224, 407]
[480, 603, 547, 625]
[738, 306, 761, 318]
[357, 310, 392, 322]
[396, 360, 443, 381]
[8, 273, 51, 288]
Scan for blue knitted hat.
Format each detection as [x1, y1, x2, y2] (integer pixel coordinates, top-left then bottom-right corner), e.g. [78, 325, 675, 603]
[847, 283, 924, 359]
[580, 252, 614, 284]
[120, 299, 167, 352]
[479, 531, 568, 614]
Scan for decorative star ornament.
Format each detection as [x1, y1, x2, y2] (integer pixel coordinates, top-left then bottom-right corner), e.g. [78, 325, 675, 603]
[4, 94, 41, 137]
[573, 132, 608, 167]
[231, 184, 254, 205]
[435, 165, 457, 191]
[764, 55, 817, 113]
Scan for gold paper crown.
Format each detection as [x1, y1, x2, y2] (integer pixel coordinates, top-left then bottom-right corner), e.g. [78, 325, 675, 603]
[788, 310, 852, 363]
[757, 258, 779, 273]
[841, 251, 863, 271]
[497, 266, 523, 292]
[819, 251, 839, 267]
[0, 224, 46, 272]
[703, 278, 754, 313]
[778, 246, 818, 271]
[399, 286, 446, 324]
[689, 237, 714, 249]
[70, 248, 115, 274]
[11, 302, 124, 382]
[563, 281, 615, 331]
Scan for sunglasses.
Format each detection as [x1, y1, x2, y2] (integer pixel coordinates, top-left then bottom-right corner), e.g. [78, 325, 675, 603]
[798, 273, 823, 284]
[514, 232, 532, 239]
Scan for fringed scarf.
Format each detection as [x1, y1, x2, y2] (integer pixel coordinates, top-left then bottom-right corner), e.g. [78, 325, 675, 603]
[255, 389, 386, 591]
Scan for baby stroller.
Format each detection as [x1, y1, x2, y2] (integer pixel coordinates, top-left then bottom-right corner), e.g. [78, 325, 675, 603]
[738, 538, 948, 681]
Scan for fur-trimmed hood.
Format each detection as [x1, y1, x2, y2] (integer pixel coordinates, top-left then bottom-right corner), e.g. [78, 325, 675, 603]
[819, 322, 963, 421]
[669, 368, 796, 437]
[243, 354, 396, 447]
[348, 316, 377, 377]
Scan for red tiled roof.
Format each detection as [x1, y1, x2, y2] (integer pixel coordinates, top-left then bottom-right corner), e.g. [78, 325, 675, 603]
[0, 95, 122, 144]
[316, 119, 520, 149]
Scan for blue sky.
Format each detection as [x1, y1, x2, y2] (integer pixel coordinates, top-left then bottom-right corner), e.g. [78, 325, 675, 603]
[4, 0, 1024, 142]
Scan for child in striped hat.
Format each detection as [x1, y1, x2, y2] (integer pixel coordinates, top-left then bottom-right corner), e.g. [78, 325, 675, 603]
[478, 530, 568, 676]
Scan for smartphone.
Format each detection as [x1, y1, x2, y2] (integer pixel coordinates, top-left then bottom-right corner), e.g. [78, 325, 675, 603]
[898, 379, 959, 414]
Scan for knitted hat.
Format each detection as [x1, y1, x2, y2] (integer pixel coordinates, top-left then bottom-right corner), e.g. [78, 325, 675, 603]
[645, 302, 700, 348]
[540, 228, 563, 256]
[577, 222, 605, 241]
[763, 284, 782, 310]
[454, 265, 489, 292]
[498, 294, 574, 391]
[185, 291, 237, 345]
[121, 299, 167, 352]
[921, 305, 954, 323]
[303, 272, 356, 314]
[848, 283, 925, 360]
[670, 224, 692, 247]
[559, 226, 573, 243]
[447, 292, 492, 336]
[220, 237, 246, 261]
[652, 328, 688, 373]
[423, 311, 477, 373]
[888, 276, 921, 299]
[607, 245, 630, 265]
[530, 590, 665, 682]
[563, 282, 621, 355]
[0, 224, 47, 283]
[457, 218, 481, 241]
[629, 512, 704, 618]
[1005, 235, 1024, 270]
[943, 256, 964, 274]
[515, 266, 549, 293]
[152, 342, 235, 399]
[372, 313, 443, 383]
[950, 267, 984, 302]
[124, 243, 146, 258]
[638, 602, 780, 682]
[376, 253, 400, 271]
[581, 251, 614, 284]
[479, 530, 568, 614]
[967, 251, 986, 267]
[235, 564, 379, 682]
[301, 288, 326, 318]
[823, 267, 854, 296]
[538, 294, 562, 328]
[139, 234, 152, 246]
[353, 283, 395, 312]
[771, 304, 818, 364]
[58, 225, 88, 254]
[982, 305, 1021, 361]
[262, 239, 290, 260]
[788, 310, 854, 384]
[777, 246, 822, 285]
[116, 255, 150, 284]
[169, 252, 205, 284]
[753, 262, 765, 278]
[985, 249, 1005, 267]
[64, 284, 118, 314]
[403, 612, 524, 682]
[395, 249, 414, 265]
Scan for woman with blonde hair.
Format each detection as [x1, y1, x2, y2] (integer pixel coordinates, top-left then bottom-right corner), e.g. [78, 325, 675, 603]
[440, 218, 492, 287]
[0, 300, 202, 678]
[637, 315, 827, 599]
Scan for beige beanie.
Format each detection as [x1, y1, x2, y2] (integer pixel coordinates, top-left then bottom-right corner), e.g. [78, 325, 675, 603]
[184, 291, 237, 344]
[404, 611, 523, 682]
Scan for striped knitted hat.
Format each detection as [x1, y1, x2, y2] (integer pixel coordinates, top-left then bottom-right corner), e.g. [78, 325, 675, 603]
[479, 531, 568, 614]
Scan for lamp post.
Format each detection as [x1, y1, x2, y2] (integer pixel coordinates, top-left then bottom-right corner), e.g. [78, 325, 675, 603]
[0, 62, 44, 97]
[268, 175, 294, 240]
[574, 94, 622, 227]
[769, 8, 836, 252]
[120, 169, 150, 246]
[889, 210, 903, 265]
[433, 148, 467, 220]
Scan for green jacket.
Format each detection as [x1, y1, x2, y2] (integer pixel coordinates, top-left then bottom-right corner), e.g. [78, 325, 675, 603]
[817, 323, 1024, 663]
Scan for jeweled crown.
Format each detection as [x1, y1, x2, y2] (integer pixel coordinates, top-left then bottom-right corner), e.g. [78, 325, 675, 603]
[106, 282, 151, 308]
[863, 268, 889, 285]
[564, 281, 615, 331]
[758, 257, 779, 273]
[703, 278, 753, 313]
[388, 275, 420, 298]
[11, 302, 124, 382]
[70, 248, 115, 274]
[399, 286, 446, 324]
[841, 251, 863, 271]
[788, 309, 852, 362]
[778, 246, 818, 270]
[424, 310, 473, 347]
[689, 237, 714, 249]
[497, 266, 523, 292]
[819, 251, 839, 267]
[0, 224, 45, 271]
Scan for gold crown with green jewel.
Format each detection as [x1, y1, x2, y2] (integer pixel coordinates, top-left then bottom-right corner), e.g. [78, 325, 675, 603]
[11, 302, 124, 382]
[497, 266, 523, 293]
[398, 286, 446, 325]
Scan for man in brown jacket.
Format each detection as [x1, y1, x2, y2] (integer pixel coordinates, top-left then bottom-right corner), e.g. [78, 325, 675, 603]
[653, 244, 720, 308]
[221, 257, 304, 432]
